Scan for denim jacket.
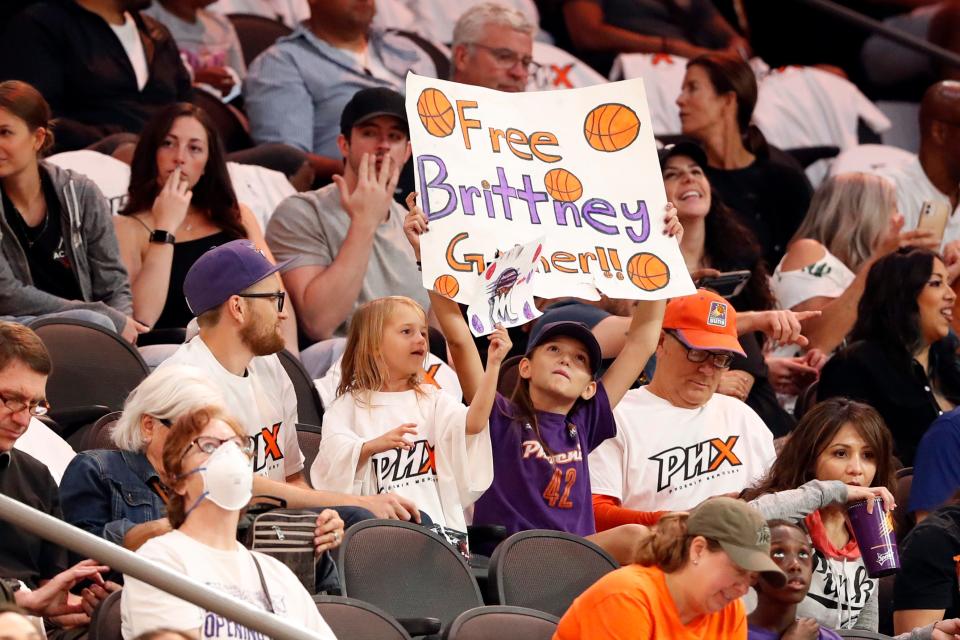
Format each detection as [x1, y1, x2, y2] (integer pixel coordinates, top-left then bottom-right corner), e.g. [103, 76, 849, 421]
[60, 449, 166, 547]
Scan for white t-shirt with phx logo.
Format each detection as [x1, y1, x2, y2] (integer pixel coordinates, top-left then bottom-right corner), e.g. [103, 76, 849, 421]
[590, 386, 776, 511]
[312, 386, 492, 532]
[161, 337, 304, 483]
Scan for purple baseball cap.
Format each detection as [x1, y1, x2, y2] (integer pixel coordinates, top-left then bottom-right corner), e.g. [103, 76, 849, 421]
[184, 240, 292, 316]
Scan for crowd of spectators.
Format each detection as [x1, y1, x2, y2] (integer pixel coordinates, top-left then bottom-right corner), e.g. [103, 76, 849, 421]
[2, 1, 960, 639]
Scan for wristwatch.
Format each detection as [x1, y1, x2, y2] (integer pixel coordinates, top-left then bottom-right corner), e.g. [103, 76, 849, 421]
[149, 230, 176, 245]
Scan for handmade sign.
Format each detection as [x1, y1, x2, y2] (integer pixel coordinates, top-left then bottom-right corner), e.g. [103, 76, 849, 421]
[407, 73, 694, 304]
[465, 239, 544, 336]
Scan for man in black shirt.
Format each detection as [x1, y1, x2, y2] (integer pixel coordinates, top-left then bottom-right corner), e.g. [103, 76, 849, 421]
[0, 0, 191, 152]
[0, 322, 115, 635]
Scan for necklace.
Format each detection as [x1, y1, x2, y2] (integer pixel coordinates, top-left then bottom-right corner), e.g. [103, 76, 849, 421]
[10, 204, 49, 249]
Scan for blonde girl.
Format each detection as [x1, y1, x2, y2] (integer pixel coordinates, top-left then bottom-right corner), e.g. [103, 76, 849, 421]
[310, 295, 509, 533]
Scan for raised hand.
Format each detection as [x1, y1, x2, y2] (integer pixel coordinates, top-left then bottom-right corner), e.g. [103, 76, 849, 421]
[152, 167, 192, 233]
[487, 324, 512, 366]
[403, 191, 429, 261]
[663, 202, 683, 242]
[333, 153, 399, 233]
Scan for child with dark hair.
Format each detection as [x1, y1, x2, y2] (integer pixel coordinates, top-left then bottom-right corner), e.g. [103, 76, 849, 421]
[749, 520, 843, 640]
[751, 520, 960, 640]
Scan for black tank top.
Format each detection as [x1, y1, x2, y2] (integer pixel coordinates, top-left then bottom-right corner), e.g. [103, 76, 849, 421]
[154, 230, 234, 330]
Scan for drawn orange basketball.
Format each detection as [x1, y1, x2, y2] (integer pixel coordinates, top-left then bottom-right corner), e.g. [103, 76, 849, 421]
[433, 274, 460, 298]
[543, 168, 583, 202]
[583, 103, 641, 152]
[627, 252, 670, 291]
[417, 88, 455, 137]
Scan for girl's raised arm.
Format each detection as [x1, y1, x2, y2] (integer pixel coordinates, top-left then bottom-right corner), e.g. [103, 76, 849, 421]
[600, 204, 682, 407]
[601, 299, 666, 408]
[404, 194, 485, 403]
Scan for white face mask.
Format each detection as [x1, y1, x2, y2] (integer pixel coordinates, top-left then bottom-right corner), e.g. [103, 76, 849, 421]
[184, 440, 253, 513]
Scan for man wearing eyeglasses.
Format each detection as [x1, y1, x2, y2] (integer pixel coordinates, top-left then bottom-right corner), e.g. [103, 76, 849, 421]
[588, 289, 776, 525]
[161, 240, 420, 522]
[450, 3, 537, 93]
[0, 322, 119, 637]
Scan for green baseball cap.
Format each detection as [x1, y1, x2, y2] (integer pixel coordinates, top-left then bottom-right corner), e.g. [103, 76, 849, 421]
[688, 497, 787, 587]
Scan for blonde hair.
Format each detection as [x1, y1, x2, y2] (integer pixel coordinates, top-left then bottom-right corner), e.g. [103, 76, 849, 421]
[791, 173, 897, 272]
[337, 296, 427, 400]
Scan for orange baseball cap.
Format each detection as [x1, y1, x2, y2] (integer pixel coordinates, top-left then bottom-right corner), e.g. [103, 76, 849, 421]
[662, 289, 745, 356]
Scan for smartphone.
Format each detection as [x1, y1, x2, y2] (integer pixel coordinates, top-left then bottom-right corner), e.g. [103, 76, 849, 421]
[696, 270, 752, 299]
[917, 199, 950, 242]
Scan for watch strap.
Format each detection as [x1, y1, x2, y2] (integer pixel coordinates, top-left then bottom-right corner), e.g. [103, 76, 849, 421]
[150, 230, 176, 245]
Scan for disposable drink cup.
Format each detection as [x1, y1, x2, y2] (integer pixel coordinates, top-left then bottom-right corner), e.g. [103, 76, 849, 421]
[847, 497, 900, 578]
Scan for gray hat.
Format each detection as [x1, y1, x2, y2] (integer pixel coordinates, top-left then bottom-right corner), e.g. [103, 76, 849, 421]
[688, 497, 787, 587]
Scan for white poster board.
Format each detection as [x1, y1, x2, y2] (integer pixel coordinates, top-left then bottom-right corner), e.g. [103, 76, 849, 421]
[407, 73, 694, 304]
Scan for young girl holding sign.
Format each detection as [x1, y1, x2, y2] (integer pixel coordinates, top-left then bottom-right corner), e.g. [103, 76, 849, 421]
[403, 193, 683, 562]
[311, 295, 509, 536]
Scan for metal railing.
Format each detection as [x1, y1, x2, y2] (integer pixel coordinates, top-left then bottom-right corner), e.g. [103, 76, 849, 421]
[0, 493, 323, 640]
[790, 0, 960, 71]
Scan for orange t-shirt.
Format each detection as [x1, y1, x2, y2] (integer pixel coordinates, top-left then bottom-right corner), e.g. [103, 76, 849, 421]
[553, 564, 747, 640]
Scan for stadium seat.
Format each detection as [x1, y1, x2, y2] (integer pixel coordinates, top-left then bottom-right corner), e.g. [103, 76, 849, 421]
[444, 606, 559, 640]
[189, 89, 254, 153]
[30, 317, 149, 438]
[75, 411, 123, 453]
[894, 467, 915, 539]
[388, 29, 451, 79]
[278, 349, 325, 428]
[313, 595, 412, 640]
[488, 530, 617, 617]
[296, 422, 322, 486]
[338, 520, 484, 636]
[227, 13, 293, 67]
[88, 590, 122, 640]
[794, 380, 819, 421]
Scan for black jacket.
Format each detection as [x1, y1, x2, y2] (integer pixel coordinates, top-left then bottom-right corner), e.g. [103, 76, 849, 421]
[0, 0, 192, 151]
[818, 339, 960, 466]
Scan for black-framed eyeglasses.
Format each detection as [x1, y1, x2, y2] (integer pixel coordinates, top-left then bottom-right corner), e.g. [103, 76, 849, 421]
[469, 42, 541, 74]
[0, 392, 50, 417]
[181, 435, 255, 459]
[666, 331, 735, 369]
[237, 291, 285, 313]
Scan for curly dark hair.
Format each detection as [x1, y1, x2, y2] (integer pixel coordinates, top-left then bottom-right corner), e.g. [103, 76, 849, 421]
[120, 102, 246, 240]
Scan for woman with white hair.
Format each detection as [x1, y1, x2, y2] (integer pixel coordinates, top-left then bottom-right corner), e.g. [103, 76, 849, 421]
[772, 172, 939, 354]
[59, 365, 226, 552]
